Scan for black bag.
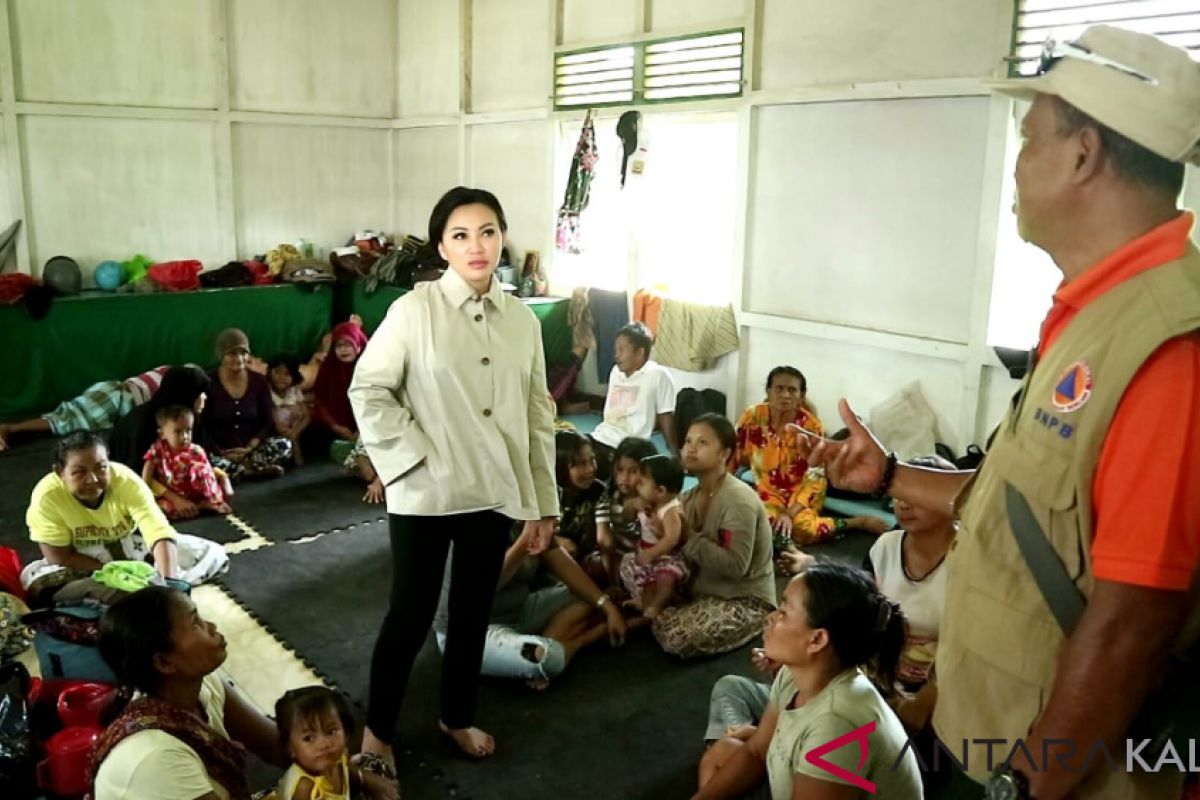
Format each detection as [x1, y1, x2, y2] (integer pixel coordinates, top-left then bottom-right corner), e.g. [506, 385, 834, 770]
[0, 661, 34, 797]
[199, 261, 254, 288]
[955, 444, 985, 470]
[674, 388, 727, 445]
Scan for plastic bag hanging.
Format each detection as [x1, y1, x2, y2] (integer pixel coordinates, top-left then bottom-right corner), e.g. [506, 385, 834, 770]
[555, 109, 599, 255]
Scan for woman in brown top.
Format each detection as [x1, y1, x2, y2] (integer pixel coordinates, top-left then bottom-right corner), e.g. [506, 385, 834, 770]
[622, 413, 775, 658]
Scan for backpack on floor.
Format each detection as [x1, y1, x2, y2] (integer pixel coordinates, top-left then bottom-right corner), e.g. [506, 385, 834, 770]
[0, 660, 35, 797]
[22, 605, 116, 683]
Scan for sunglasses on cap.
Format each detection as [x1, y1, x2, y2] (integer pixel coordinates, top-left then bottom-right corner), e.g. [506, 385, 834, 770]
[1036, 37, 1158, 85]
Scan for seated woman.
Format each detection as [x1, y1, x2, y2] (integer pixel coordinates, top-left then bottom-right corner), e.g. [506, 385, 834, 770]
[20, 432, 228, 600]
[204, 329, 292, 482]
[622, 413, 776, 659]
[867, 454, 956, 733]
[733, 367, 887, 549]
[694, 563, 921, 800]
[432, 523, 628, 693]
[108, 366, 211, 469]
[705, 456, 956, 789]
[304, 321, 369, 457]
[0, 365, 168, 453]
[91, 586, 397, 800]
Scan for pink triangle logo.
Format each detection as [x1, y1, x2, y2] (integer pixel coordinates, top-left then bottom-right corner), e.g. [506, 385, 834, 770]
[803, 720, 877, 794]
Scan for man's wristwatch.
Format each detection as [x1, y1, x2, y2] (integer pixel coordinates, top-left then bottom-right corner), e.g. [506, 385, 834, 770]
[985, 765, 1031, 800]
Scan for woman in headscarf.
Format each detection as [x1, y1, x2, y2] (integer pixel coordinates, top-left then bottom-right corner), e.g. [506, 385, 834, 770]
[203, 328, 292, 482]
[108, 366, 210, 469]
[304, 320, 369, 456]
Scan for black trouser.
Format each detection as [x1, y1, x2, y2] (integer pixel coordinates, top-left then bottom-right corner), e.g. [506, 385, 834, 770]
[366, 511, 510, 742]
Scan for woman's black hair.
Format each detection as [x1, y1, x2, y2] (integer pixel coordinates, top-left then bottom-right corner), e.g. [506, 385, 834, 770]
[275, 686, 355, 755]
[612, 437, 658, 469]
[98, 586, 182, 697]
[428, 186, 509, 245]
[640, 454, 684, 494]
[555, 429, 594, 487]
[615, 322, 653, 361]
[267, 354, 303, 387]
[151, 366, 210, 410]
[765, 365, 807, 394]
[54, 430, 107, 468]
[688, 413, 736, 453]
[799, 562, 906, 696]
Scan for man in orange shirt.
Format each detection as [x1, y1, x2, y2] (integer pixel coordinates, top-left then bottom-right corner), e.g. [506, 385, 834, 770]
[797, 26, 1199, 800]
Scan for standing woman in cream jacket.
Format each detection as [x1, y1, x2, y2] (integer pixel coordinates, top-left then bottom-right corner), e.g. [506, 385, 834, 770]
[349, 187, 559, 773]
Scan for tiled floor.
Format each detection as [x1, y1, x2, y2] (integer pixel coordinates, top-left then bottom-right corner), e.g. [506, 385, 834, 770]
[193, 582, 325, 712]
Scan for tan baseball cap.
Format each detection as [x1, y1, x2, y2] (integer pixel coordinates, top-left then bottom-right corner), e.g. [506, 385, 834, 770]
[987, 25, 1200, 166]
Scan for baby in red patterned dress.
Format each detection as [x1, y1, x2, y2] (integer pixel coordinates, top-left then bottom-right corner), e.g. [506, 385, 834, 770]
[141, 405, 231, 519]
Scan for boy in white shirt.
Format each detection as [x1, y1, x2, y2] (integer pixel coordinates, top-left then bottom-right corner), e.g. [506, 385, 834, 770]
[590, 323, 677, 478]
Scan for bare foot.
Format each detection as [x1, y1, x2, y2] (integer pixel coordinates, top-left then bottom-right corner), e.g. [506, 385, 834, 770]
[359, 726, 396, 775]
[525, 678, 551, 691]
[438, 721, 495, 758]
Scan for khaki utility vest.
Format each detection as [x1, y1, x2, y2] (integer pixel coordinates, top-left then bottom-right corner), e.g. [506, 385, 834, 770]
[933, 243, 1200, 798]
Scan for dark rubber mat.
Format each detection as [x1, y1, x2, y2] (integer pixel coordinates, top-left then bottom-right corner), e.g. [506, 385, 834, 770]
[222, 462, 385, 542]
[217, 521, 761, 799]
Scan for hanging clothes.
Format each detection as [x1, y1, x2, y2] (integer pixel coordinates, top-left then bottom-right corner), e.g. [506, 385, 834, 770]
[555, 109, 599, 255]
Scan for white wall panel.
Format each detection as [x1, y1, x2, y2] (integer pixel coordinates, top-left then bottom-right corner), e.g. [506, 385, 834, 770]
[394, 126, 461, 238]
[22, 117, 222, 277]
[471, 0, 553, 112]
[469, 121, 552, 261]
[562, 0, 639, 44]
[746, 98, 990, 343]
[978, 362, 1019, 445]
[233, 124, 390, 258]
[0, 124, 14, 231]
[760, 0, 1009, 89]
[741, 327, 968, 450]
[651, 0, 744, 32]
[229, 0, 395, 117]
[13, 0, 217, 107]
[397, 0, 461, 117]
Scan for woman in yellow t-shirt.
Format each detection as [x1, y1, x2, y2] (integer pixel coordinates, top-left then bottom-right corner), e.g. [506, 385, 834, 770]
[91, 586, 397, 800]
[22, 431, 227, 596]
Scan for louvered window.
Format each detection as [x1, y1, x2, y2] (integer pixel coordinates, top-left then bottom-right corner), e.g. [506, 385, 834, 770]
[554, 29, 744, 109]
[1011, 0, 1200, 76]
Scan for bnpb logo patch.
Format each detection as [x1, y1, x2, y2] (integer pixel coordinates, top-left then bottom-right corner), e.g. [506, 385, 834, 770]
[1052, 361, 1093, 413]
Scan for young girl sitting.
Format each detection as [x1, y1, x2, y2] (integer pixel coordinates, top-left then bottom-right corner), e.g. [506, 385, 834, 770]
[594, 436, 658, 589]
[268, 355, 311, 465]
[623, 454, 688, 620]
[554, 430, 607, 579]
[275, 686, 361, 800]
[142, 405, 231, 520]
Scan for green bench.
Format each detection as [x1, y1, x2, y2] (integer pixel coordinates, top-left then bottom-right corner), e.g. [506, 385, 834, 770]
[2, 282, 571, 419]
